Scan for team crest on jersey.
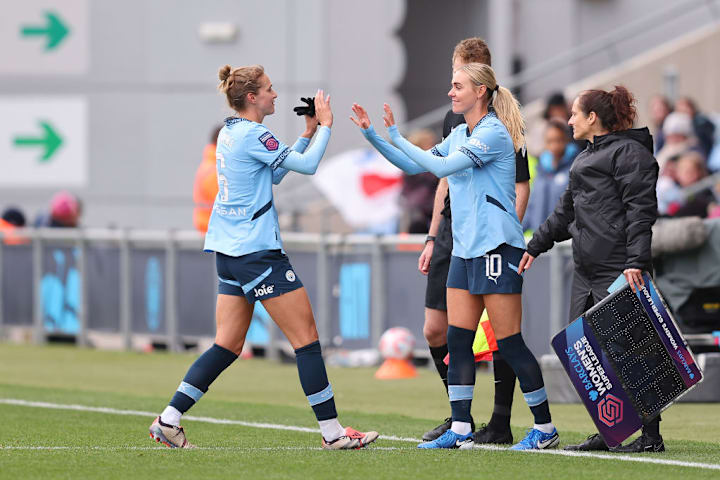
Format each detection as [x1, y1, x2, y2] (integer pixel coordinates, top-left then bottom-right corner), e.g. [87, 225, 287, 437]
[285, 270, 296, 282]
[259, 131, 279, 151]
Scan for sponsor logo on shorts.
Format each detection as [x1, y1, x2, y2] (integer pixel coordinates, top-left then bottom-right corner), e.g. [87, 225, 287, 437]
[253, 284, 275, 297]
[285, 270, 296, 282]
[597, 394, 623, 427]
[259, 131, 279, 151]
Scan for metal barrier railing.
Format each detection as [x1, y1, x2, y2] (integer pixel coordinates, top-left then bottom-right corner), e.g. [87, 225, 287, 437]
[2, 229, 459, 354]
[0, 228, 571, 358]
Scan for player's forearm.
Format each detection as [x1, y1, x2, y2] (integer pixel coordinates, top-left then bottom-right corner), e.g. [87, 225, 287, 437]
[361, 126, 426, 175]
[275, 133, 310, 183]
[279, 126, 331, 175]
[388, 126, 472, 177]
[515, 180, 530, 222]
[428, 178, 448, 236]
[290, 136, 310, 153]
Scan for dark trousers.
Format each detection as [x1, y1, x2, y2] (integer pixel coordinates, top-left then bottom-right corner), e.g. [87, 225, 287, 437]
[568, 269, 621, 322]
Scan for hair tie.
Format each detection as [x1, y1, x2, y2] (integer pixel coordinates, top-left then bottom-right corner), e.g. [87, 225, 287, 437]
[494, 85, 499, 93]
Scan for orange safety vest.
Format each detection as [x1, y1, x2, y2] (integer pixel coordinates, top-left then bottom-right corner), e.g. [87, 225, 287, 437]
[193, 144, 219, 233]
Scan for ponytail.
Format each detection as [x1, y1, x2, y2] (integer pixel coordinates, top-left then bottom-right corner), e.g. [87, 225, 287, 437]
[460, 63, 526, 151]
[492, 86, 526, 152]
[609, 86, 636, 131]
[579, 85, 636, 132]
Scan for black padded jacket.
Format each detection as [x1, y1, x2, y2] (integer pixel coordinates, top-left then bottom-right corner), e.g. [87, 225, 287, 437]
[526, 128, 659, 274]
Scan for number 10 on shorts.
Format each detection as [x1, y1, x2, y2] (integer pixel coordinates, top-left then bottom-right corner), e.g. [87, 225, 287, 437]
[484, 253, 502, 283]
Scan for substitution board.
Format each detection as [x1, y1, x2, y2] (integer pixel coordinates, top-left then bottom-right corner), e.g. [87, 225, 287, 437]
[551, 273, 703, 447]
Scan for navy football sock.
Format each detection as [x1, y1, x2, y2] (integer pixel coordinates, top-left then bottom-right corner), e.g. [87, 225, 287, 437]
[168, 343, 238, 413]
[642, 415, 661, 437]
[447, 326, 476, 423]
[429, 344, 449, 394]
[497, 333, 551, 425]
[488, 351, 516, 431]
[295, 340, 337, 421]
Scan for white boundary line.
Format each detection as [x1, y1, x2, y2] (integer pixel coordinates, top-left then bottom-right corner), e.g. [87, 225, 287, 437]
[0, 398, 417, 443]
[1, 398, 719, 471]
[0, 446, 401, 451]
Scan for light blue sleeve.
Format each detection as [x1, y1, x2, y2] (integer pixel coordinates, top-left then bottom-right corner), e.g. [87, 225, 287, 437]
[277, 126, 331, 175]
[291, 136, 310, 153]
[272, 137, 310, 184]
[388, 125, 475, 177]
[360, 125, 426, 174]
[431, 132, 453, 157]
[246, 124, 292, 170]
[461, 126, 506, 167]
[272, 168, 289, 184]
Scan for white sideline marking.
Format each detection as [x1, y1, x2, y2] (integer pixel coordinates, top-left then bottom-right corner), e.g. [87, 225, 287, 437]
[1, 398, 719, 471]
[0, 446, 400, 451]
[467, 443, 720, 470]
[0, 398, 414, 443]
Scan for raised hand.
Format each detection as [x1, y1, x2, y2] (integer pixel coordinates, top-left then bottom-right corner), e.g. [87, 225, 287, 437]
[293, 96, 318, 138]
[302, 111, 318, 138]
[314, 90, 333, 128]
[293, 97, 315, 117]
[349, 103, 372, 129]
[382, 103, 396, 128]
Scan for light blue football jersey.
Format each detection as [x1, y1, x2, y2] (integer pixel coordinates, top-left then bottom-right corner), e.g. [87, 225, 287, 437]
[204, 118, 292, 257]
[430, 112, 525, 258]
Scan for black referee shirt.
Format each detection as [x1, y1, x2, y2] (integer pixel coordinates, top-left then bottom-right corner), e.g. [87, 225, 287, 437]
[440, 109, 531, 218]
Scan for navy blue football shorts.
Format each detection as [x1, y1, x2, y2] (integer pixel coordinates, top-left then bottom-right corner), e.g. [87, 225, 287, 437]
[216, 249, 303, 304]
[447, 243, 524, 295]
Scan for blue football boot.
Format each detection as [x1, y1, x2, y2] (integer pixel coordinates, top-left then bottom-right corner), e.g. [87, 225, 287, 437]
[417, 429, 473, 449]
[510, 427, 559, 451]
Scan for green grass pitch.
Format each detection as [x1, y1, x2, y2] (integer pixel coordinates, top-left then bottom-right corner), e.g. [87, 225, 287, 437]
[1, 343, 719, 479]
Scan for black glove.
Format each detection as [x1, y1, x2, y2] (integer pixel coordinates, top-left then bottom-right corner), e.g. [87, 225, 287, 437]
[293, 96, 316, 117]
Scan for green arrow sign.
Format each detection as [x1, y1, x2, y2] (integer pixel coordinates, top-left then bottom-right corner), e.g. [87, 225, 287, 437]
[20, 11, 70, 51]
[13, 121, 63, 162]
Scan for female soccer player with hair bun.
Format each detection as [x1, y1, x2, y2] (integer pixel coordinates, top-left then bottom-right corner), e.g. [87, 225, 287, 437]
[351, 63, 558, 450]
[149, 64, 378, 450]
[519, 86, 662, 453]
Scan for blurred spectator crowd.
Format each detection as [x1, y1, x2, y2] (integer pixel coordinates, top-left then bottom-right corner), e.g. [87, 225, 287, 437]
[650, 95, 720, 219]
